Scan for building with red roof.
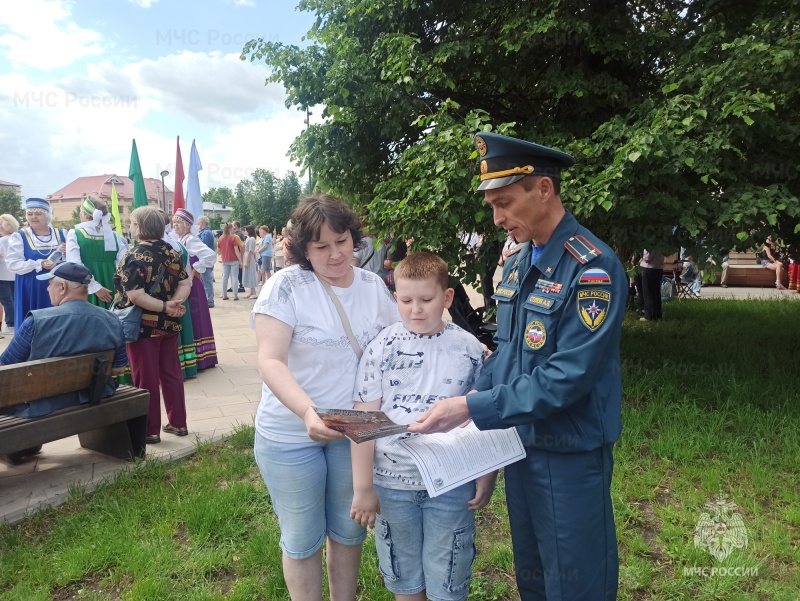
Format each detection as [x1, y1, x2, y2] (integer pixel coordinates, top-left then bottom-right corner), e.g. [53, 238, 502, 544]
[47, 175, 175, 223]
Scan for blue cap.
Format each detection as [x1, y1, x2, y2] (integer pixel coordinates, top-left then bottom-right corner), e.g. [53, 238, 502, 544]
[25, 198, 51, 211]
[474, 132, 575, 191]
[36, 262, 92, 285]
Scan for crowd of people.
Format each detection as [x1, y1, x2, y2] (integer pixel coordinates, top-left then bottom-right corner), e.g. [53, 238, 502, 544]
[0, 199, 220, 446]
[215, 221, 283, 301]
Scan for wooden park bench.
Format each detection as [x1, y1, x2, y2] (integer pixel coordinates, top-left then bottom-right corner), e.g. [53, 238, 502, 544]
[0, 352, 149, 464]
[664, 251, 779, 288]
[725, 251, 781, 287]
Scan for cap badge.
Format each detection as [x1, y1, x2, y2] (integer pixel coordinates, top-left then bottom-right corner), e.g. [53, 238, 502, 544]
[475, 136, 487, 157]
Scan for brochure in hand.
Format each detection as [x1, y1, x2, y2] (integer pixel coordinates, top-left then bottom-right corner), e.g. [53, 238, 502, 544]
[314, 408, 409, 443]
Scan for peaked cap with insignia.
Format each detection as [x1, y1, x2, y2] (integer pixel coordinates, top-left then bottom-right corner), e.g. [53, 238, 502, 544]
[474, 131, 575, 191]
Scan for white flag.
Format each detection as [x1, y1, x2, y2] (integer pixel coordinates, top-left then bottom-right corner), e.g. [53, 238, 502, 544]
[185, 139, 203, 234]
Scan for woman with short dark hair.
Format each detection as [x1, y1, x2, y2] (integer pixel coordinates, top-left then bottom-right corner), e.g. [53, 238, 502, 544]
[251, 194, 399, 600]
[112, 206, 192, 444]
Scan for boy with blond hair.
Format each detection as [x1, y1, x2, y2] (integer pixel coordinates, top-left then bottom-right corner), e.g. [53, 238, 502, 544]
[350, 251, 496, 601]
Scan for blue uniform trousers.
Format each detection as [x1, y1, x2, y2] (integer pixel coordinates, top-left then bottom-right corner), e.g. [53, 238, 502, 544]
[505, 444, 618, 601]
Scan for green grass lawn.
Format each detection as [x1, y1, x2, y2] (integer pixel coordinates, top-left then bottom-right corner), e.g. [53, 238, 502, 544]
[1, 299, 799, 600]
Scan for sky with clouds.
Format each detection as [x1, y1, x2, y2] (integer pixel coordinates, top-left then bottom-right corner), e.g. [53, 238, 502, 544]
[0, 0, 316, 199]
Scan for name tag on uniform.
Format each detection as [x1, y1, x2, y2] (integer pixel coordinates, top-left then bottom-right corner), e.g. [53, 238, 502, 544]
[526, 294, 554, 309]
[494, 286, 516, 298]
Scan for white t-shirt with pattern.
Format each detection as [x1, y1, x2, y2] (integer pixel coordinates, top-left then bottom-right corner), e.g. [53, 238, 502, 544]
[251, 265, 400, 442]
[354, 321, 483, 490]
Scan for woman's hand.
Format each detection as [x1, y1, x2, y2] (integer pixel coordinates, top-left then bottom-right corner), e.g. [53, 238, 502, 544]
[96, 287, 112, 303]
[350, 489, 380, 528]
[303, 407, 344, 442]
[165, 299, 186, 317]
[41, 260, 55, 271]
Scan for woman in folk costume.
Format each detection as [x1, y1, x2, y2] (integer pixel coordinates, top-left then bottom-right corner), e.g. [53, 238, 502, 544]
[171, 209, 218, 371]
[65, 198, 128, 308]
[5, 198, 67, 327]
[160, 209, 197, 379]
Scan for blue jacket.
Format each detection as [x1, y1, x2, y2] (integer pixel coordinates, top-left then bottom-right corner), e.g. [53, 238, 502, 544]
[198, 227, 216, 252]
[467, 212, 626, 452]
[2, 301, 126, 418]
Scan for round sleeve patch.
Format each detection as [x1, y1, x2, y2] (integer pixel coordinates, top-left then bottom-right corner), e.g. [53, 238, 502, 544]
[525, 320, 547, 349]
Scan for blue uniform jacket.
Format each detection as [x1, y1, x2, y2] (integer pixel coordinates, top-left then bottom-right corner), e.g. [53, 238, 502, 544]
[467, 212, 626, 453]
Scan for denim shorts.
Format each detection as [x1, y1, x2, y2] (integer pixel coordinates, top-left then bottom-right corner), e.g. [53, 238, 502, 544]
[374, 482, 477, 601]
[254, 431, 366, 559]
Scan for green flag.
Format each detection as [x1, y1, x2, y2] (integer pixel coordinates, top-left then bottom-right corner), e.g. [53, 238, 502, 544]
[129, 139, 148, 209]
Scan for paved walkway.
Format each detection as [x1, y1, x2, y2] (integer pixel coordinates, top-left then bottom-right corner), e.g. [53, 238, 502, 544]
[1, 265, 798, 524]
[0, 263, 263, 524]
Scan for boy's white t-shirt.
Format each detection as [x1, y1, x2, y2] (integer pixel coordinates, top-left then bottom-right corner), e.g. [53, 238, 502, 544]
[251, 265, 400, 443]
[354, 321, 484, 490]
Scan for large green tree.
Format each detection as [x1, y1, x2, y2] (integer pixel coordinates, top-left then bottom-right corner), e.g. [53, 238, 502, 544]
[0, 189, 23, 223]
[244, 0, 800, 283]
[228, 171, 303, 229]
[276, 172, 304, 229]
[203, 187, 234, 209]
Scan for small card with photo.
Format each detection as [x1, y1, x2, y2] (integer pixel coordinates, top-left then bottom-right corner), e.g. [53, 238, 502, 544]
[314, 408, 409, 443]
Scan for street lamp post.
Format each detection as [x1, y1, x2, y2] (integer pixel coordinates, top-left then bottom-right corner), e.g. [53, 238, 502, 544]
[303, 108, 312, 190]
[160, 170, 169, 211]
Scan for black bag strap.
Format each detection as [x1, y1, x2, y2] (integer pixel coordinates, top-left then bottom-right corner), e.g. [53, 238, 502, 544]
[359, 248, 375, 269]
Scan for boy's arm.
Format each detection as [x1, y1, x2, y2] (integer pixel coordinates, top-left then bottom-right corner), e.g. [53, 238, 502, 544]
[350, 398, 382, 528]
[468, 470, 498, 511]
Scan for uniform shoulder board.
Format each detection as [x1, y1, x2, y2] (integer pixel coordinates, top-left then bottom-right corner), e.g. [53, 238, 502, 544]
[564, 235, 602, 265]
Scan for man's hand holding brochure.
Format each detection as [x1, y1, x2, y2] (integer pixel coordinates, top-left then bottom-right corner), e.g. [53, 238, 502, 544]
[315, 408, 526, 497]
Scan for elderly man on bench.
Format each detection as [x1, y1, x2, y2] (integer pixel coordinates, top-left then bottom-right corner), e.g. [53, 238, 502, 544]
[0, 262, 127, 462]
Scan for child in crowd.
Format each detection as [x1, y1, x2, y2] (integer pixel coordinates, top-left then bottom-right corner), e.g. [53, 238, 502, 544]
[350, 252, 497, 601]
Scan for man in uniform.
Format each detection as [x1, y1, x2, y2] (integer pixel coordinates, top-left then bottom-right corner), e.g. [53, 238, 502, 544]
[409, 131, 625, 600]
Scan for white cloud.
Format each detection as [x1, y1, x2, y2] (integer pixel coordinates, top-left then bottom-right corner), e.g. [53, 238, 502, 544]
[134, 51, 283, 125]
[128, 0, 159, 6]
[225, 0, 257, 6]
[0, 71, 161, 198]
[0, 0, 104, 70]
[201, 114, 306, 189]
[0, 55, 305, 198]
